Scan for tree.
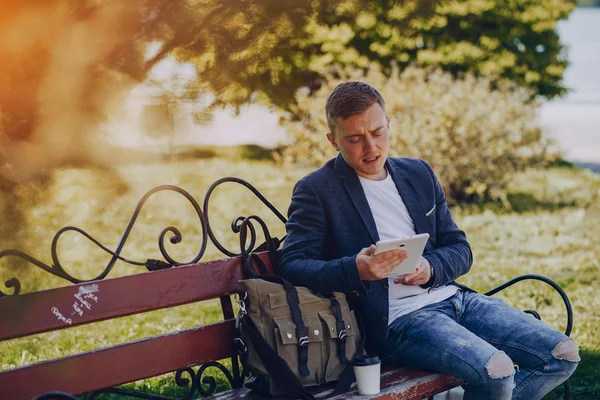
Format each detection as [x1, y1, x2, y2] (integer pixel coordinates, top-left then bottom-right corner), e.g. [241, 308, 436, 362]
[281, 0, 576, 102]
[577, 0, 600, 6]
[174, 0, 440, 109]
[173, 0, 576, 109]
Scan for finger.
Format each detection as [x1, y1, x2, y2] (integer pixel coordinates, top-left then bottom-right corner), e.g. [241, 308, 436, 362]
[358, 245, 375, 256]
[378, 251, 408, 274]
[375, 247, 406, 257]
[404, 259, 427, 278]
[404, 278, 427, 286]
[374, 249, 406, 263]
[371, 250, 407, 277]
[402, 268, 421, 282]
[407, 259, 431, 284]
[415, 260, 427, 271]
[371, 250, 408, 279]
[393, 271, 424, 285]
[404, 268, 426, 283]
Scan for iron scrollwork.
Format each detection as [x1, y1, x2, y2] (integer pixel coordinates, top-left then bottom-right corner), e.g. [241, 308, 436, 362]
[84, 368, 199, 400]
[203, 177, 287, 257]
[0, 185, 208, 297]
[77, 363, 247, 400]
[196, 361, 247, 397]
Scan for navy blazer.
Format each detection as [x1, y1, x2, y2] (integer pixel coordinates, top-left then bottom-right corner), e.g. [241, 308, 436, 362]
[280, 154, 473, 356]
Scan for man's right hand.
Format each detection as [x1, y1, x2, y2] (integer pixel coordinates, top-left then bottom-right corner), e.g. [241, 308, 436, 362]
[356, 245, 408, 280]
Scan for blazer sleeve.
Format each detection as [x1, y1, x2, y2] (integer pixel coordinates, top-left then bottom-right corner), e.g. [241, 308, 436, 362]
[420, 160, 473, 289]
[279, 179, 368, 295]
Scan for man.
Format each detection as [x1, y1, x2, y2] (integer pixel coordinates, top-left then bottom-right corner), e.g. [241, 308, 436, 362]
[280, 82, 579, 399]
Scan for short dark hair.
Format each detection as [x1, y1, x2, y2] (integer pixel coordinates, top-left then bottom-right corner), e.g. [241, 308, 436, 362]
[325, 82, 386, 135]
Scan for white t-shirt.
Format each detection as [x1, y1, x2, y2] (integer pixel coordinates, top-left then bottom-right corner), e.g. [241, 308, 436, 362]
[358, 171, 458, 325]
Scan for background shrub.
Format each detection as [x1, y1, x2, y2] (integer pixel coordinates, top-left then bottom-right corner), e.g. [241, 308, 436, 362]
[276, 65, 557, 205]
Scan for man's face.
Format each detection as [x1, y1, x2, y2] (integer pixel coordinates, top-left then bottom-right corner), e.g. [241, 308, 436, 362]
[326, 102, 390, 181]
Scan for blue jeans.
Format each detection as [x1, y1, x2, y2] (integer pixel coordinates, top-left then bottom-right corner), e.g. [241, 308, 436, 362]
[384, 289, 579, 400]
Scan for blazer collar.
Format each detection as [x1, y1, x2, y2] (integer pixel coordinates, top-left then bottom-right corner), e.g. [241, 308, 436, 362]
[334, 154, 428, 239]
[334, 154, 379, 243]
[333, 153, 351, 178]
[386, 160, 428, 235]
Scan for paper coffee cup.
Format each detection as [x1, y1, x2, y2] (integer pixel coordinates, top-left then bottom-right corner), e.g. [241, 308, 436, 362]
[353, 354, 381, 395]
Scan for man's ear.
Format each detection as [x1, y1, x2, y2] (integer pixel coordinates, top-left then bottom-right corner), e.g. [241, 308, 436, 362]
[326, 132, 340, 151]
[386, 115, 391, 130]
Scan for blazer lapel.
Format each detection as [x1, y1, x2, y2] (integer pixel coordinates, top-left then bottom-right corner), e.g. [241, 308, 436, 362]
[334, 155, 379, 244]
[387, 160, 428, 235]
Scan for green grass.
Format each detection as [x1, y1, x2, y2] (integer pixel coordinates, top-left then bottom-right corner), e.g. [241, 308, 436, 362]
[554, 350, 600, 399]
[1, 159, 599, 399]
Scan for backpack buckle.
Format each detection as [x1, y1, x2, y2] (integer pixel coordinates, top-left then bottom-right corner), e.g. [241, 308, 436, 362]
[298, 335, 309, 348]
[234, 337, 247, 354]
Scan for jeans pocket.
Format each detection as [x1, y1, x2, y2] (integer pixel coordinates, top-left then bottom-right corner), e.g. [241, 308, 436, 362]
[450, 289, 463, 320]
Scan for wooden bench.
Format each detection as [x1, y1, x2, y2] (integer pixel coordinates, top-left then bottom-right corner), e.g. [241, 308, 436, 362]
[0, 251, 466, 400]
[0, 179, 573, 400]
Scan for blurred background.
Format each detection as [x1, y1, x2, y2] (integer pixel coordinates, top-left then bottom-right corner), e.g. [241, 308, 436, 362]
[0, 0, 598, 398]
[540, 4, 600, 165]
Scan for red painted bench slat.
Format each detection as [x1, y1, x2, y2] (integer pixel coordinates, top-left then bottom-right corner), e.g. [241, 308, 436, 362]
[0, 254, 272, 341]
[0, 320, 236, 400]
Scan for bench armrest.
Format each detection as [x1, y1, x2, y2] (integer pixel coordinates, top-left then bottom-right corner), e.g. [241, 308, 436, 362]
[484, 274, 573, 336]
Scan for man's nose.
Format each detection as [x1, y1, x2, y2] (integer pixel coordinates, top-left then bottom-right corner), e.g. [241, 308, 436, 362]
[364, 137, 376, 151]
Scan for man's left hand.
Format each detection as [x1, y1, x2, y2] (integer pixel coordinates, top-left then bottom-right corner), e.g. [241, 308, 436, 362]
[394, 257, 431, 286]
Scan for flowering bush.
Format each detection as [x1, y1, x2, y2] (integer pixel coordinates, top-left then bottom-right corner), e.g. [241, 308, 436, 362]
[276, 65, 556, 205]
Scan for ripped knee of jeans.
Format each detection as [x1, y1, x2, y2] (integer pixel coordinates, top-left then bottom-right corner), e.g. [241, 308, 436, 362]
[485, 351, 516, 379]
[552, 338, 581, 362]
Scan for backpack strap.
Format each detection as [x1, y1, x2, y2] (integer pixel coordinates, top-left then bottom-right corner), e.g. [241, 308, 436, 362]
[329, 297, 351, 365]
[240, 315, 316, 399]
[238, 215, 281, 277]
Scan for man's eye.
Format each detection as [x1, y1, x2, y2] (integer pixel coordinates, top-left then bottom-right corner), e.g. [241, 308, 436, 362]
[373, 129, 383, 136]
[348, 137, 361, 143]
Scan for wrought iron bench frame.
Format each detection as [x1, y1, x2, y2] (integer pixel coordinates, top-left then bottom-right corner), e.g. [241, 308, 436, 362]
[0, 178, 574, 400]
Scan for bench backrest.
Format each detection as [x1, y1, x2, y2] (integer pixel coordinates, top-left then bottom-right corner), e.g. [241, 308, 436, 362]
[0, 252, 273, 400]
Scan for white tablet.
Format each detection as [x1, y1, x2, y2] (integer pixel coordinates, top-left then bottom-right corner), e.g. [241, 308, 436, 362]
[373, 233, 430, 277]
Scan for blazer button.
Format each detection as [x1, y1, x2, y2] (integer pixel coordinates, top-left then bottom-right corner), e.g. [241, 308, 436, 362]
[383, 283, 389, 289]
[382, 316, 388, 323]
